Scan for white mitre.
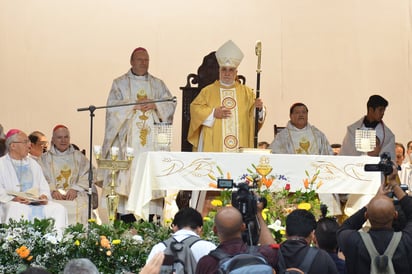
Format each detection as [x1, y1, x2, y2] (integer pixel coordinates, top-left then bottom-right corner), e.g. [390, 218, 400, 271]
[215, 40, 244, 68]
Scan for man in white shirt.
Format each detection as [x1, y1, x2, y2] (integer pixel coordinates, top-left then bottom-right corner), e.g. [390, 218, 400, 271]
[146, 207, 216, 264]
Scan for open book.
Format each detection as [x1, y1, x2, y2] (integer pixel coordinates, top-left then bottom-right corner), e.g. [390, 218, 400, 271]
[8, 188, 45, 205]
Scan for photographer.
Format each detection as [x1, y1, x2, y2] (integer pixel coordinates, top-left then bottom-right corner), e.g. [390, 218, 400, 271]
[195, 200, 277, 274]
[337, 163, 412, 274]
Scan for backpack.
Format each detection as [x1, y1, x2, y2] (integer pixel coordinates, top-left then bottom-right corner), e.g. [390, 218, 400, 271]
[209, 245, 274, 274]
[277, 247, 319, 274]
[160, 235, 201, 274]
[359, 231, 402, 274]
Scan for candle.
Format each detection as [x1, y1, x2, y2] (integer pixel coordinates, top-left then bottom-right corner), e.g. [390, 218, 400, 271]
[111, 146, 119, 157]
[126, 147, 134, 157]
[93, 145, 102, 155]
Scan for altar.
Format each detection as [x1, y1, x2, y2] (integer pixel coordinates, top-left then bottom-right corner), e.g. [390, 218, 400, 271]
[126, 152, 381, 220]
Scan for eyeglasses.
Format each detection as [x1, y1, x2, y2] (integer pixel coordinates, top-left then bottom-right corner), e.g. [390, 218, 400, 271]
[13, 140, 30, 144]
[37, 141, 49, 147]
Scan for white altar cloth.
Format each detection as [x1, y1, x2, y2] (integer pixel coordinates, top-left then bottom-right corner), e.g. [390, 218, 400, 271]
[126, 152, 381, 220]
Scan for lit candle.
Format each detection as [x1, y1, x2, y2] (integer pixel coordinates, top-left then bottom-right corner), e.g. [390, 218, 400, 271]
[93, 145, 102, 155]
[111, 146, 119, 157]
[93, 145, 102, 159]
[126, 147, 134, 157]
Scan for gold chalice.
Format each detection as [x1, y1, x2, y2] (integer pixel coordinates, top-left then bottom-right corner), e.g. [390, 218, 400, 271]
[255, 156, 273, 188]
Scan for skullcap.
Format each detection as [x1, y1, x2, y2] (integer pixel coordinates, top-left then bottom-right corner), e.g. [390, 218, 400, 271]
[5, 129, 21, 139]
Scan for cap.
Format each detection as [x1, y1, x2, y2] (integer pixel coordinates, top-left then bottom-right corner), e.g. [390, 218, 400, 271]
[215, 40, 244, 68]
[130, 47, 148, 60]
[53, 124, 68, 132]
[5, 129, 21, 139]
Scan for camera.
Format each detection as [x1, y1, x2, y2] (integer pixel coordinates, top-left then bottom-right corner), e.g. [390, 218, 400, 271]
[217, 178, 266, 245]
[364, 152, 408, 202]
[364, 152, 394, 176]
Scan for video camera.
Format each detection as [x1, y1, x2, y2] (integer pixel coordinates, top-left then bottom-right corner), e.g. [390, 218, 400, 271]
[217, 178, 266, 246]
[364, 152, 394, 176]
[364, 152, 408, 202]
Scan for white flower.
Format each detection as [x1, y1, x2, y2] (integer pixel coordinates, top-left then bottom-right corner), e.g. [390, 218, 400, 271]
[44, 233, 58, 244]
[132, 235, 143, 243]
[268, 219, 285, 232]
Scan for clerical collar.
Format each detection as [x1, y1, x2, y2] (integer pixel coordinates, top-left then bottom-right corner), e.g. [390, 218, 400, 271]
[219, 81, 235, 87]
[131, 70, 148, 78]
[363, 117, 380, 129]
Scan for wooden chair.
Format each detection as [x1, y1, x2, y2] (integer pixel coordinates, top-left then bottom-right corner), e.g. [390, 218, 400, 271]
[273, 124, 286, 137]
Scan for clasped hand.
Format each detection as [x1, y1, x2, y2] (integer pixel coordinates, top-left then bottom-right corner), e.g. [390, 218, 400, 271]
[133, 99, 156, 112]
[52, 189, 78, 201]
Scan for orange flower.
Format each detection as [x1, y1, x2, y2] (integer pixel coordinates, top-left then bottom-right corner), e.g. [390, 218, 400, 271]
[227, 172, 231, 179]
[303, 178, 309, 189]
[262, 177, 273, 188]
[208, 182, 217, 188]
[100, 236, 111, 249]
[16, 246, 30, 259]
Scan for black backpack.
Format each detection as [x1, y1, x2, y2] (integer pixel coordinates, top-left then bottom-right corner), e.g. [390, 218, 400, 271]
[160, 235, 201, 274]
[209, 245, 274, 274]
[277, 247, 319, 274]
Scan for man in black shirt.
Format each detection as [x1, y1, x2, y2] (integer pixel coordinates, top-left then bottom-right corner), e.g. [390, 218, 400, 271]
[337, 167, 412, 274]
[279, 209, 338, 274]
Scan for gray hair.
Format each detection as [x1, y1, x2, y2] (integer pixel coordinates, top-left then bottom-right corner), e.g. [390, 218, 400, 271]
[63, 258, 99, 274]
[5, 131, 21, 150]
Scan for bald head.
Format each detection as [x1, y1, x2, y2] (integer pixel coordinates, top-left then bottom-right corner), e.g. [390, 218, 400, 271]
[214, 207, 244, 241]
[366, 195, 397, 228]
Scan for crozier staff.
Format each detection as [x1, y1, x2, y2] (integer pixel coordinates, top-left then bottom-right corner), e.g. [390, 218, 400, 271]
[254, 40, 262, 148]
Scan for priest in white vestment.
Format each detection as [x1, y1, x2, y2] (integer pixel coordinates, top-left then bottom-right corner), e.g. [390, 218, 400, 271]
[40, 125, 95, 225]
[270, 103, 340, 215]
[0, 129, 68, 232]
[103, 47, 176, 221]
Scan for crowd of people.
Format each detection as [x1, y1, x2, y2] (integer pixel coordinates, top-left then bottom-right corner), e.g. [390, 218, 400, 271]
[1, 39, 412, 274]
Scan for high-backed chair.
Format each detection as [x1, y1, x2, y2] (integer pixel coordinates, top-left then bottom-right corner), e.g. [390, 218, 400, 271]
[179, 51, 245, 152]
[273, 124, 286, 138]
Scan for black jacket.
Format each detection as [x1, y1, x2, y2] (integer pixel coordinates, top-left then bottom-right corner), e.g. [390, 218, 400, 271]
[337, 196, 412, 274]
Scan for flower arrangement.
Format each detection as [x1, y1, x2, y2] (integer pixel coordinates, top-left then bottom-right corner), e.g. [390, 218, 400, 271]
[263, 170, 322, 242]
[0, 218, 171, 273]
[204, 158, 323, 244]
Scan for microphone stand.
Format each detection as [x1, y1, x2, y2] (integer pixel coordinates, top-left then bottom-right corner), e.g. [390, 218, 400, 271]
[254, 41, 262, 148]
[77, 96, 177, 220]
